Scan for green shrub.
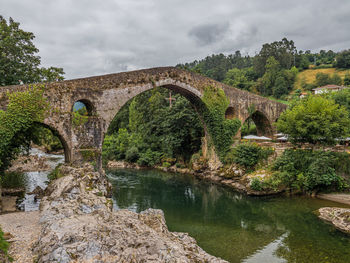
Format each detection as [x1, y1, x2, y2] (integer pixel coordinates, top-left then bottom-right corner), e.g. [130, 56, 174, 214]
[250, 178, 263, 191]
[162, 161, 171, 168]
[47, 163, 64, 182]
[0, 227, 10, 261]
[1, 171, 25, 189]
[175, 163, 185, 169]
[272, 149, 348, 192]
[137, 149, 162, 167]
[226, 142, 273, 170]
[125, 146, 139, 163]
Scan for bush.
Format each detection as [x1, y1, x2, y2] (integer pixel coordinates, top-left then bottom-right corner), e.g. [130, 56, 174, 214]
[0, 228, 10, 261]
[47, 163, 64, 182]
[1, 172, 25, 189]
[250, 178, 263, 191]
[272, 149, 348, 192]
[162, 162, 171, 168]
[137, 149, 162, 167]
[226, 142, 273, 170]
[125, 146, 139, 163]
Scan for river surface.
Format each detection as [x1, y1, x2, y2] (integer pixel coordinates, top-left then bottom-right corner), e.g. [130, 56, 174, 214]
[107, 168, 350, 263]
[20, 148, 64, 211]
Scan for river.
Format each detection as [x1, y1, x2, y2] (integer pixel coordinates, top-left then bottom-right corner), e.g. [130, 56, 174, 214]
[107, 168, 350, 263]
[20, 148, 64, 211]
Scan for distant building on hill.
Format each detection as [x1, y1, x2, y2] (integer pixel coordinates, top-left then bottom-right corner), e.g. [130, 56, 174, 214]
[312, 85, 349, 94]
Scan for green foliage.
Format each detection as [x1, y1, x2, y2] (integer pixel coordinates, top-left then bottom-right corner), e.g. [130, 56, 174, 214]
[72, 106, 89, 127]
[344, 72, 350, 86]
[0, 228, 10, 261]
[272, 149, 348, 192]
[225, 142, 273, 170]
[125, 146, 139, 163]
[1, 171, 25, 189]
[104, 88, 203, 165]
[162, 161, 171, 168]
[257, 57, 297, 98]
[223, 67, 255, 91]
[0, 16, 64, 86]
[0, 85, 48, 174]
[201, 86, 241, 160]
[335, 49, 350, 69]
[30, 125, 63, 152]
[47, 163, 64, 182]
[314, 72, 342, 87]
[137, 149, 162, 167]
[277, 95, 350, 145]
[331, 88, 350, 118]
[254, 38, 296, 77]
[250, 178, 263, 191]
[177, 51, 254, 82]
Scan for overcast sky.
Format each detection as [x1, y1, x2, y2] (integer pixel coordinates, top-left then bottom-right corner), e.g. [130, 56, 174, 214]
[2, 0, 350, 79]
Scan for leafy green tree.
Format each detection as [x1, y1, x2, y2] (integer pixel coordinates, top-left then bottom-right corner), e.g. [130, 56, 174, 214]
[259, 56, 280, 96]
[314, 72, 342, 87]
[276, 95, 350, 145]
[254, 38, 296, 77]
[223, 68, 251, 90]
[331, 88, 350, 117]
[0, 85, 48, 174]
[344, 72, 350, 86]
[335, 49, 350, 68]
[273, 75, 288, 98]
[0, 16, 64, 86]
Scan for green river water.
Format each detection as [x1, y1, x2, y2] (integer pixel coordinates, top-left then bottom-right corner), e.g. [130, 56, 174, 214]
[107, 168, 350, 263]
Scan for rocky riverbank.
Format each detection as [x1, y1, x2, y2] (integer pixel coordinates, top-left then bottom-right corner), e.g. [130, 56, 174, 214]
[34, 163, 227, 262]
[107, 160, 283, 196]
[318, 207, 350, 235]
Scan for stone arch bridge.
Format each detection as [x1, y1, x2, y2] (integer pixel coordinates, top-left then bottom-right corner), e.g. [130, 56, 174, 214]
[0, 67, 286, 168]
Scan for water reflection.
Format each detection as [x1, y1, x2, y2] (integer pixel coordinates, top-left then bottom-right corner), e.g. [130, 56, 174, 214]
[108, 169, 350, 263]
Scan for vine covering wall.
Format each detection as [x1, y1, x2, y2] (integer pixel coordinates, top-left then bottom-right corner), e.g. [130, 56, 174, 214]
[200, 86, 241, 160]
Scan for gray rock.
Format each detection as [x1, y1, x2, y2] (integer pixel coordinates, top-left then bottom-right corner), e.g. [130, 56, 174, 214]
[34, 164, 227, 263]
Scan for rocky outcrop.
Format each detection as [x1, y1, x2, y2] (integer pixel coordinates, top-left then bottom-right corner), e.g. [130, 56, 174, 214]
[318, 207, 350, 235]
[34, 163, 227, 263]
[8, 154, 49, 173]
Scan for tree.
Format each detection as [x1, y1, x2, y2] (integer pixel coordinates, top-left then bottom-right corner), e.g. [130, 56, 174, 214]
[259, 56, 280, 96]
[344, 72, 350, 86]
[0, 85, 48, 173]
[314, 72, 342, 87]
[336, 49, 350, 69]
[254, 38, 296, 76]
[276, 95, 350, 145]
[224, 68, 250, 90]
[0, 16, 64, 86]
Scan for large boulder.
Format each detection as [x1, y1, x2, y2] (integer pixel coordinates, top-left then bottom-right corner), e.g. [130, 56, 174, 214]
[34, 163, 227, 263]
[318, 207, 350, 235]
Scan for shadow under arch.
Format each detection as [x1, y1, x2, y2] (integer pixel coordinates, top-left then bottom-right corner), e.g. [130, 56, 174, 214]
[34, 122, 71, 163]
[243, 110, 274, 138]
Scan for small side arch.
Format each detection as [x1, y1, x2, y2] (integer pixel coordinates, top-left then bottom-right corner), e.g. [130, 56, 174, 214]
[243, 110, 274, 138]
[225, 106, 236, 120]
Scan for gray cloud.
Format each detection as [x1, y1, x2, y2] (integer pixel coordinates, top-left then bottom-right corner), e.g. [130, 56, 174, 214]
[189, 22, 230, 46]
[1, 0, 350, 79]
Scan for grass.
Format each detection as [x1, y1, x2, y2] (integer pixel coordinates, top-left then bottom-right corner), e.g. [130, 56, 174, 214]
[266, 96, 290, 105]
[294, 68, 350, 90]
[1, 172, 26, 189]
